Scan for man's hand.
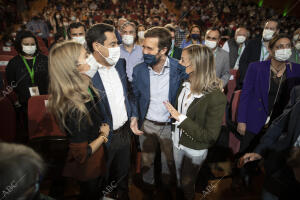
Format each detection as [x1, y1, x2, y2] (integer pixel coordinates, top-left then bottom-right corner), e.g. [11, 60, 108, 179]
[130, 117, 143, 135]
[238, 153, 262, 168]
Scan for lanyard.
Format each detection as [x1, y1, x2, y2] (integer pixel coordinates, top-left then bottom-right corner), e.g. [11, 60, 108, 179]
[170, 48, 175, 58]
[238, 46, 242, 56]
[88, 87, 94, 101]
[261, 45, 265, 61]
[21, 56, 36, 84]
[296, 53, 299, 64]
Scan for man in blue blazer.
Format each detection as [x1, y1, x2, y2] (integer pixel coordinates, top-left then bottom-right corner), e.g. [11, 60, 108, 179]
[86, 23, 131, 200]
[130, 27, 187, 198]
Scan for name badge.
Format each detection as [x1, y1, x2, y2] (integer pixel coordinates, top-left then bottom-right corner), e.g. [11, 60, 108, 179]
[0, 61, 8, 66]
[229, 75, 234, 80]
[2, 47, 11, 52]
[29, 87, 40, 97]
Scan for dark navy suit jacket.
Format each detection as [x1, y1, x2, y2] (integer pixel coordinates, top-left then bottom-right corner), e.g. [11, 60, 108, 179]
[237, 60, 300, 134]
[92, 58, 132, 142]
[131, 57, 187, 128]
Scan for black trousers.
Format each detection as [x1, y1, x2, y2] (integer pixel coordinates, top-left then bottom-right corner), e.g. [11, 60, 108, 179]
[79, 176, 105, 200]
[104, 122, 131, 199]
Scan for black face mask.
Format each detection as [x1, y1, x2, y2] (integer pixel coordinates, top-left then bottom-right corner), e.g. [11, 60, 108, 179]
[153, 22, 159, 26]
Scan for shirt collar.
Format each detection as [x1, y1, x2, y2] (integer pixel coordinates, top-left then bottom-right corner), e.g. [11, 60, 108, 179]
[182, 81, 203, 98]
[98, 61, 116, 70]
[148, 57, 170, 75]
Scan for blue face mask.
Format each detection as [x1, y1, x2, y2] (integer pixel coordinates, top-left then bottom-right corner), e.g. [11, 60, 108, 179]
[143, 54, 158, 66]
[191, 34, 200, 40]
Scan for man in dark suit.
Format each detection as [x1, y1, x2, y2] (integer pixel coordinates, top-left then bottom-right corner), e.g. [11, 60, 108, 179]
[238, 19, 280, 89]
[130, 27, 187, 199]
[165, 24, 182, 60]
[86, 23, 131, 200]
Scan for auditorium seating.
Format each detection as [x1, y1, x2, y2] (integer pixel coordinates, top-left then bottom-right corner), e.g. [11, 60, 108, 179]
[27, 95, 65, 139]
[228, 90, 242, 154]
[0, 54, 14, 89]
[0, 96, 16, 142]
[0, 43, 18, 56]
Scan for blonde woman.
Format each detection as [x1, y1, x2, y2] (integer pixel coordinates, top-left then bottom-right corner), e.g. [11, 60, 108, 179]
[164, 44, 227, 200]
[47, 41, 109, 200]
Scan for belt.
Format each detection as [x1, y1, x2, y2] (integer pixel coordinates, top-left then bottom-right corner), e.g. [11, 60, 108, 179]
[145, 119, 171, 126]
[113, 121, 129, 134]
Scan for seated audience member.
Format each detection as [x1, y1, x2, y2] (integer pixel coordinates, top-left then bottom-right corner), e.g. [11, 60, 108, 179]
[120, 22, 144, 82]
[222, 27, 250, 69]
[116, 18, 128, 44]
[237, 34, 300, 168]
[67, 22, 86, 45]
[165, 24, 182, 60]
[238, 19, 280, 88]
[175, 21, 189, 48]
[5, 30, 48, 129]
[164, 44, 226, 200]
[0, 142, 54, 200]
[180, 25, 201, 49]
[290, 29, 300, 64]
[204, 28, 230, 86]
[49, 31, 65, 50]
[0, 33, 17, 56]
[47, 41, 109, 200]
[136, 24, 146, 46]
[239, 85, 300, 200]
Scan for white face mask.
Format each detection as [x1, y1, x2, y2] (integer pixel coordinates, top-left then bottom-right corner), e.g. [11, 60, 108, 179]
[293, 34, 299, 42]
[205, 40, 217, 49]
[96, 44, 120, 66]
[63, 22, 69, 27]
[236, 36, 246, 44]
[137, 31, 144, 39]
[71, 16, 76, 21]
[84, 54, 99, 78]
[22, 45, 36, 55]
[275, 48, 292, 61]
[122, 35, 134, 45]
[263, 29, 275, 41]
[295, 42, 300, 50]
[73, 36, 86, 45]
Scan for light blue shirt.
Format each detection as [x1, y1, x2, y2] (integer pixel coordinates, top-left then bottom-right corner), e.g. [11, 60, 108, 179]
[260, 39, 269, 61]
[120, 44, 144, 82]
[145, 58, 170, 122]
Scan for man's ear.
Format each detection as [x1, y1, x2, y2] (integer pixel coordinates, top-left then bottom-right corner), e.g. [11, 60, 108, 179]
[92, 42, 98, 52]
[160, 47, 168, 55]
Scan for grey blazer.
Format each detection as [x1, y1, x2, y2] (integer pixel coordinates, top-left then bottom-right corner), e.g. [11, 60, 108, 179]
[215, 47, 230, 86]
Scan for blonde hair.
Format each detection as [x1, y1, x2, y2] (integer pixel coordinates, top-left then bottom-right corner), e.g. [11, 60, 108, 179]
[48, 41, 99, 132]
[183, 44, 223, 94]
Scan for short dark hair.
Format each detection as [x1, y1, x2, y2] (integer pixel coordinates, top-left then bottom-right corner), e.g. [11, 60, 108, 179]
[144, 27, 172, 55]
[85, 23, 115, 53]
[103, 19, 114, 25]
[67, 22, 86, 39]
[268, 34, 290, 50]
[14, 30, 40, 56]
[206, 27, 221, 39]
[265, 18, 280, 30]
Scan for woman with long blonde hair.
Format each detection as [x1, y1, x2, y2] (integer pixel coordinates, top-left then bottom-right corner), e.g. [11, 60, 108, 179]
[48, 41, 109, 200]
[164, 44, 227, 200]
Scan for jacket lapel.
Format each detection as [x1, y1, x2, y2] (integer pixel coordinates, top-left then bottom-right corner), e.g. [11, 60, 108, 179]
[169, 58, 179, 103]
[260, 60, 270, 114]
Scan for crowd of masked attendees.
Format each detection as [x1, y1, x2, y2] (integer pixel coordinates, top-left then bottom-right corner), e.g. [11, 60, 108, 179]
[1, 0, 300, 200]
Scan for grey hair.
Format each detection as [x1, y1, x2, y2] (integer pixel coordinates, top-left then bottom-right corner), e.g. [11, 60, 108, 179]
[0, 143, 45, 200]
[121, 22, 136, 32]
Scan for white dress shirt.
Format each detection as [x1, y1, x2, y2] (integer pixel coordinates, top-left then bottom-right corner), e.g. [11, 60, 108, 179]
[172, 82, 208, 156]
[97, 64, 128, 130]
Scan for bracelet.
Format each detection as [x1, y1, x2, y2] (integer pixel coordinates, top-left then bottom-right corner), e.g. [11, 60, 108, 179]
[99, 135, 108, 143]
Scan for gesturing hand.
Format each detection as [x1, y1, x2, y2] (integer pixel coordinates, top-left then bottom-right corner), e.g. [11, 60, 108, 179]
[99, 123, 110, 138]
[163, 101, 180, 121]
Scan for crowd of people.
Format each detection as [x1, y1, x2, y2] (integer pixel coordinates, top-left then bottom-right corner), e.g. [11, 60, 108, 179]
[1, 0, 300, 200]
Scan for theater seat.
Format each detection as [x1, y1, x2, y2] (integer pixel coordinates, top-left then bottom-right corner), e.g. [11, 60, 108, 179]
[0, 96, 16, 142]
[226, 69, 239, 102]
[0, 55, 14, 88]
[28, 95, 65, 139]
[0, 43, 18, 56]
[228, 90, 242, 154]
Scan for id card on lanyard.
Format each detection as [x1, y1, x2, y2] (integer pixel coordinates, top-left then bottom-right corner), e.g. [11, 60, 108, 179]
[21, 56, 40, 96]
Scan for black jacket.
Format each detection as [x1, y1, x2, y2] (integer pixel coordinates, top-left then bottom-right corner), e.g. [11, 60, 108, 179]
[238, 38, 262, 89]
[6, 54, 48, 105]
